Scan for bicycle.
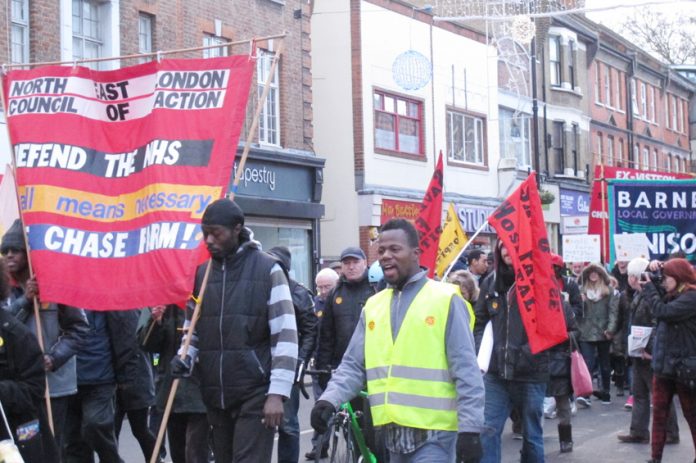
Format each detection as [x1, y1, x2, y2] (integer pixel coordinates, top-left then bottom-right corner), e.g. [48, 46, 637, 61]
[305, 369, 378, 463]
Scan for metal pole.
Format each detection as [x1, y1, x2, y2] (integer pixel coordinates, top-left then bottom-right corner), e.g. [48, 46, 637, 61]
[442, 220, 490, 280]
[531, 35, 541, 188]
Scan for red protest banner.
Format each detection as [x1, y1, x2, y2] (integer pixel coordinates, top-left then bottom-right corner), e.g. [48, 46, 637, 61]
[3, 56, 254, 310]
[414, 152, 443, 277]
[588, 165, 692, 262]
[488, 174, 567, 354]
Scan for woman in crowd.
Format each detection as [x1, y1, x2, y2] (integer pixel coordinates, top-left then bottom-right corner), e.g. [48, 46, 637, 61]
[577, 264, 619, 405]
[447, 269, 478, 331]
[642, 258, 696, 463]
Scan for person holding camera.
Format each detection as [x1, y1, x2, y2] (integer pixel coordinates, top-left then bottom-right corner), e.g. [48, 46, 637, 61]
[641, 258, 696, 463]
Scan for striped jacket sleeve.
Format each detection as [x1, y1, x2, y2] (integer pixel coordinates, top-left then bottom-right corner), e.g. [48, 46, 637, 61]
[267, 263, 299, 397]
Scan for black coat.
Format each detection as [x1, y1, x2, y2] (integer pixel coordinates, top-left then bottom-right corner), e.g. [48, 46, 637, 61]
[290, 280, 318, 365]
[475, 272, 549, 383]
[316, 273, 375, 370]
[0, 309, 58, 462]
[643, 283, 696, 378]
[107, 310, 154, 410]
[547, 278, 580, 396]
[139, 306, 206, 414]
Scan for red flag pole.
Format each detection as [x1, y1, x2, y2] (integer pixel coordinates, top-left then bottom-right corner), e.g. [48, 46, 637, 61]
[150, 37, 286, 463]
[0, 73, 55, 435]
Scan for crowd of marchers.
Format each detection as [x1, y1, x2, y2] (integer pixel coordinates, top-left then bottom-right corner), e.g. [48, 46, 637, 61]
[1, 199, 696, 463]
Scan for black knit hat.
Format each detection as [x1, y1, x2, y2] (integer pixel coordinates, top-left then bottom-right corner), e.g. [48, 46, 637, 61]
[201, 199, 244, 229]
[0, 219, 25, 254]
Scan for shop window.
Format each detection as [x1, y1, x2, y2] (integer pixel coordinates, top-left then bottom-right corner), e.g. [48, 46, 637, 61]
[374, 90, 423, 156]
[247, 220, 313, 288]
[447, 109, 486, 166]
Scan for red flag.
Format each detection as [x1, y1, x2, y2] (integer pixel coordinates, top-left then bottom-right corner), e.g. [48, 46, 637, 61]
[3, 57, 254, 310]
[487, 174, 567, 354]
[414, 152, 444, 277]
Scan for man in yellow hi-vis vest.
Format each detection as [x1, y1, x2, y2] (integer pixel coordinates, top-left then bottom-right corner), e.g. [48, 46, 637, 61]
[311, 218, 484, 462]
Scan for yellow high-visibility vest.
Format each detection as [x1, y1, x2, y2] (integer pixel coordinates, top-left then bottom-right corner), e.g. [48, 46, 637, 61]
[364, 280, 457, 431]
[450, 284, 475, 331]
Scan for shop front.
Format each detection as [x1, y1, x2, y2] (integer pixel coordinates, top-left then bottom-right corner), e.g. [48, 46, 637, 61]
[231, 146, 324, 288]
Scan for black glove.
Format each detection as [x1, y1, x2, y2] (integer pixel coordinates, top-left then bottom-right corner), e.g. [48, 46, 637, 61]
[456, 432, 482, 463]
[170, 355, 194, 378]
[310, 400, 335, 434]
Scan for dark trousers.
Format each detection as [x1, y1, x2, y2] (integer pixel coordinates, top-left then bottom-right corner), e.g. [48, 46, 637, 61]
[630, 361, 678, 440]
[580, 341, 611, 394]
[115, 407, 157, 463]
[51, 395, 71, 459]
[168, 412, 209, 463]
[277, 385, 300, 463]
[651, 375, 696, 460]
[207, 389, 274, 463]
[64, 383, 122, 463]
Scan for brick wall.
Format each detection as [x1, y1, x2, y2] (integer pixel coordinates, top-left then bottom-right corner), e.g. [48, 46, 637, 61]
[0, 0, 313, 153]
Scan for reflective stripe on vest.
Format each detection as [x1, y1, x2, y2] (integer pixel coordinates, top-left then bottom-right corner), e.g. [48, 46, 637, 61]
[364, 280, 458, 431]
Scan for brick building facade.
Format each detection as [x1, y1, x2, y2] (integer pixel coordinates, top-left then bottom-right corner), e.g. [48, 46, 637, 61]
[0, 0, 325, 287]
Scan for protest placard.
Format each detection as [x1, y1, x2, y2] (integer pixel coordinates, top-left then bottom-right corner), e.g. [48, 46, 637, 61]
[562, 234, 601, 263]
[614, 233, 651, 261]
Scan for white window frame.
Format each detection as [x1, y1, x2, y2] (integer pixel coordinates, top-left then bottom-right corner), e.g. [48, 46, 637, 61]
[640, 82, 647, 119]
[677, 97, 684, 133]
[649, 86, 656, 123]
[594, 64, 601, 104]
[257, 50, 280, 147]
[651, 148, 658, 171]
[138, 13, 153, 62]
[72, 0, 103, 69]
[604, 65, 611, 107]
[642, 147, 649, 171]
[631, 79, 638, 115]
[607, 135, 614, 166]
[671, 95, 678, 130]
[615, 70, 622, 110]
[447, 109, 486, 166]
[549, 36, 562, 87]
[203, 33, 228, 58]
[11, 0, 30, 65]
[499, 108, 531, 169]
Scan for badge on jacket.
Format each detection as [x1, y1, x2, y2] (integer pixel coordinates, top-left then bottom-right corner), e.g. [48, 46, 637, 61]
[335, 296, 343, 305]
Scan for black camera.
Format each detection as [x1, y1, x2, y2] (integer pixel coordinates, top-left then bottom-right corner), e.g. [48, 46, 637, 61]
[642, 269, 663, 285]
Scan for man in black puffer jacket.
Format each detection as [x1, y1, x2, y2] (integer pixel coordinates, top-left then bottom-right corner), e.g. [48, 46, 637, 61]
[474, 241, 550, 463]
[315, 246, 374, 381]
[171, 199, 298, 463]
[267, 246, 318, 463]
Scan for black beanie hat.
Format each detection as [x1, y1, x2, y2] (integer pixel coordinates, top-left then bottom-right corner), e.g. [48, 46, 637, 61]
[268, 246, 292, 271]
[0, 219, 25, 254]
[201, 199, 244, 229]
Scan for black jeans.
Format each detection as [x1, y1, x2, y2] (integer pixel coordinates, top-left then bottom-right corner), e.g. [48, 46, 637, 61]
[64, 383, 122, 463]
[115, 407, 157, 463]
[208, 388, 274, 463]
[168, 412, 209, 463]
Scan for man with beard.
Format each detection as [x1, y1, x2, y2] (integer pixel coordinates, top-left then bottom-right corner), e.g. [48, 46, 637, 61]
[170, 199, 298, 463]
[311, 218, 484, 462]
[474, 241, 550, 463]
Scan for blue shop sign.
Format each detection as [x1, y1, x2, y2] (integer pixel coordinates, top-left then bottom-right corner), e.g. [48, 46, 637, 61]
[559, 189, 590, 217]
